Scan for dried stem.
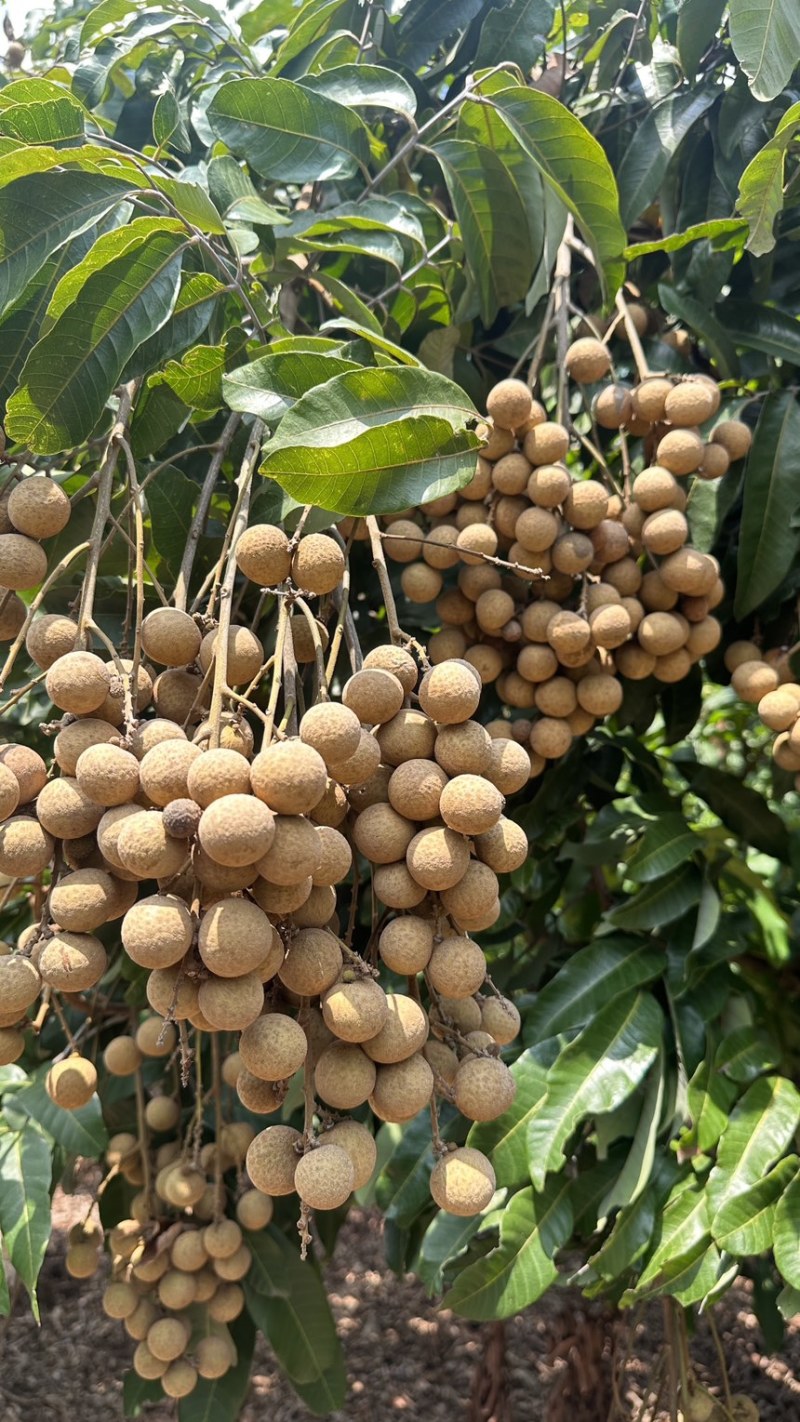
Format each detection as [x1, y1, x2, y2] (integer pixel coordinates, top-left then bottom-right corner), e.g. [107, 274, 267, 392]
[206, 422, 261, 748]
[210, 1031, 224, 1222]
[293, 594, 329, 701]
[76, 383, 137, 640]
[173, 412, 240, 612]
[0, 540, 91, 692]
[615, 289, 651, 382]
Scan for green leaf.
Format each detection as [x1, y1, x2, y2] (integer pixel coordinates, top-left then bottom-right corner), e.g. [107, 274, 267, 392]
[476, 0, 555, 71]
[468, 1042, 557, 1187]
[433, 138, 534, 326]
[418, 1210, 484, 1292]
[264, 364, 476, 450]
[14, 1073, 108, 1155]
[712, 1155, 798, 1255]
[627, 813, 696, 883]
[146, 467, 199, 582]
[123, 272, 224, 381]
[610, 863, 702, 930]
[598, 1053, 665, 1220]
[262, 416, 480, 516]
[223, 351, 361, 422]
[0, 78, 85, 144]
[734, 391, 800, 617]
[155, 176, 225, 236]
[658, 282, 739, 378]
[207, 77, 370, 183]
[6, 226, 185, 454]
[625, 218, 748, 260]
[729, 0, 800, 101]
[153, 88, 190, 154]
[677, 0, 726, 76]
[773, 1170, 800, 1289]
[484, 87, 625, 301]
[0, 1123, 53, 1320]
[178, 1312, 255, 1422]
[709, 1076, 800, 1222]
[715, 1028, 780, 1085]
[736, 99, 800, 253]
[687, 1058, 738, 1153]
[300, 63, 417, 120]
[527, 993, 663, 1189]
[269, 0, 352, 72]
[626, 1180, 710, 1300]
[677, 759, 790, 861]
[716, 299, 800, 363]
[443, 1179, 573, 1320]
[244, 1229, 346, 1413]
[617, 89, 718, 230]
[0, 167, 133, 319]
[152, 342, 236, 412]
[524, 939, 663, 1044]
[122, 1372, 165, 1415]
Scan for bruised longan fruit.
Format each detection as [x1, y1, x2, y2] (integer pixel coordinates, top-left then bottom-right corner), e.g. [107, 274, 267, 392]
[454, 1055, 515, 1122]
[46, 1054, 97, 1110]
[486, 378, 532, 431]
[6, 476, 69, 539]
[378, 915, 433, 975]
[481, 996, 522, 1045]
[475, 817, 528, 873]
[199, 625, 263, 687]
[565, 337, 611, 384]
[593, 384, 632, 429]
[438, 774, 504, 836]
[370, 1052, 434, 1122]
[291, 533, 345, 595]
[197, 971, 264, 1031]
[246, 1124, 302, 1195]
[300, 701, 361, 765]
[25, 613, 78, 671]
[46, 651, 110, 715]
[732, 660, 779, 703]
[322, 977, 388, 1043]
[239, 1012, 307, 1081]
[49, 867, 116, 933]
[0, 532, 47, 590]
[663, 379, 718, 427]
[712, 419, 752, 461]
[312, 826, 352, 886]
[136, 1015, 176, 1057]
[235, 523, 291, 585]
[256, 814, 321, 885]
[523, 421, 570, 466]
[315, 1040, 376, 1109]
[38, 930, 106, 992]
[140, 607, 201, 668]
[251, 739, 327, 815]
[343, 667, 406, 727]
[430, 1146, 496, 1216]
[295, 1143, 354, 1211]
[406, 825, 469, 890]
[419, 661, 480, 726]
[484, 738, 531, 795]
[198, 793, 275, 867]
[278, 927, 342, 996]
[117, 810, 187, 879]
[199, 898, 276, 978]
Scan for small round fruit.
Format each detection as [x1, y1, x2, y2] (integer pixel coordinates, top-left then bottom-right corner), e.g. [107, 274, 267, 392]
[104, 1035, 142, 1076]
[300, 701, 361, 765]
[239, 1012, 307, 1082]
[46, 1055, 97, 1109]
[0, 533, 47, 590]
[342, 668, 405, 726]
[199, 625, 263, 686]
[278, 926, 341, 996]
[363, 645, 418, 693]
[712, 419, 752, 460]
[198, 898, 276, 979]
[323, 1120, 377, 1190]
[198, 794, 275, 867]
[0, 815, 53, 877]
[38, 931, 106, 993]
[314, 1041, 376, 1109]
[235, 523, 291, 586]
[294, 1144, 354, 1209]
[486, 378, 532, 431]
[418, 661, 480, 725]
[250, 740, 327, 815]
[732, 660, 779, 703]
[428, 936, 486, 999]
[46, 651, 110, 715]
[439, 774, 504, 836]
[454, 1056, 516, 1121]
[237, 1188, 274, 1230]
[322, 978, 389, 1044]
[25, 613, 79, 670]
[7, 476, 70, 539]
[246, 1124, 302, 1195]
[122, 894, 193, 970]
[291, 534, 345, 595]
[141, 607, 201, 666]
[370, 1053, 434, 1122]
[406, 826, 470, 891]
[378, 916, 433, 975]
[430, 1146, 496, 1216]
[480, 996, 521, 1045]
[362, 994, 428, 1065]
[197, 972, 264, 1031]
[564, 337, 611, 384]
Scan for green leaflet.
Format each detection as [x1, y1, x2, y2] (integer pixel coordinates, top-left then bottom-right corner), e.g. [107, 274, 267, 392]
[443, 1179, 573, 1320]
[737, 100, 800, 254]
[734, 391, 800, 618]
[207, 77, 370, 183]
[729, 0, 800, 102]
[0, 1122, 53, 1320]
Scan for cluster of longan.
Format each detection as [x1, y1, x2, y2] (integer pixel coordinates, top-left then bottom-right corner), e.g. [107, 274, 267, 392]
[371, 352, 750, 764]
[724, 640, 800, 781]
[0, 472, 72, 643]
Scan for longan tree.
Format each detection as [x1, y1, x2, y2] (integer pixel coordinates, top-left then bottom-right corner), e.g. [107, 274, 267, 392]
[0, 1, 800, 1418]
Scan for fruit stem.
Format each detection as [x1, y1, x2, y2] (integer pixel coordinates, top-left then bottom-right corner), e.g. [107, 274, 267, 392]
[263, 592, 290, 748]
[554, 218, 574, 427]
[210, 1030, 225, 1223]
[615, 290, 651, 383]
[707, 1308, 735, 1420]
[173, 412, 240, 612]
[367, 514, 404, 646]
[293, 594, 329, 701]
[207, 422, 261, 749]
[76, 381, 137, 642]
[133, 1057, 154, 1217]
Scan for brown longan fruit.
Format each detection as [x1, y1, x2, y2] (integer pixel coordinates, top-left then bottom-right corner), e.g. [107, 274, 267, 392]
[604, 557, 643, 596]
[552, 530, 594, 575]
[370, 1053, 434, 1122]
[199, 898, 276, 978]
[153, 667, 208, 723]
[660, 548, 718, 596]
[146, 963, 199, 1022]
[576, 673, 623, 716]
[352, 802, 415, 865]
[36, 776, 102, 841]
[25, 613, 78, 671]
[400, 562, 441, 604]
[565, 337, 611, 383]
[372, 860, 427, 909]
[642, 509, 688, 556]
[0, 532, 47, 590]
[145, 1095, 180, 1132]
[235, 523, 291, 585]
[427, 936, 486, 999]
[406, 826, 469, 891]
[136, 1016, 176, 1058]
[523, 422, 570, 466]
[455, 523, 498, 567]
[377, 708, 436, 767]
[631, 377, 672, 423]
[589, 604, 631, 650]
[7, 476, 69, 539]
[295, 1144, 354, 1210]
[237, 1068, 286, 1114]
[434, 720, 492, 776]
[656, 427, 704, 475]
[525, 463, 570, 508]
[197, 972, 264, 1031]
[239, 1012, 307, 1081]
[697, 442, 730, 480]
[724, 640, 762, 672]
[300, 701, 361, 765]
[102, 1280, 140, 1320]
[0, 592, 25, 641]
[454, 1055, 515, 1122]
[475, 817, 528, 873]
[203, 1218, 242, 1261]
[465, 644, 506, 684]
[486, 378, 532, 431]
[322, 1120, 376, 1192]
[148, 1317, 191, 1364]
[382, 520, 424, 563]
[475, 589, 515, 634]
[774, 733, 800, 771]
[418, 661, 480, 725]
[732, 660, 779, 703]
[0, 1026, 24, 1064]
[422, 525, 460, 571]
[314, 1041, 376, 1108]
[514, 507, 558, 554]
[0, 761, 18, 822]
[322, 978, 388, 1043]
[102, 1034, 141, 1076]
[564, 480, 609, 530]
[186, 748, 251, 808]
[685, 616, 721, 659]
[141, 607, 201, 667]
[294, 884, 341, 930]
[312, 775, 350, 825]
[424, 1039, 460, 1084]
[378, 916, 433, 975]
[484, 738, 531, 795]
[251, 875, 311, 917]
[49, 867, 116, 933]
[529, 717, 572, 760]
[438, 773, 504, 836]
[387, 759, 447, 821]
[481, 996, 522, 1045]
[45, 1054, 97, 1110]
[440, 862, 499, 928]
[593, 384, 632, 429]
[65, 1242, 101, 1280]
[430, 1146, 496, 1216]
[342, 668, 405, 726]
[535, 677, 578, 718]
[74, 743, 140, 808]
[712, 419, 752, 460]
[199, 625, 263, 686]
[198, 793, 275, 867]
[758, 687, 800, 732]
[312, 826, 352, 887]
[46, 651, 110, 715]
[476, 421, 514, 461]
[489, 452, 529, 497]
[244, 1126, 301, 1194]
[638, 611, 688, 656]
[251, 739, 327, 815]
[291, 533, 345, 594]
[256, 814, 321, 885]
[237, 1188, 274, 1231]
[652, 648, 692, 683]
[326, 728, 382, 788]
[663, 379, 718, 428]
[116, 810, 187, 879]
[277, 926, 341, 996]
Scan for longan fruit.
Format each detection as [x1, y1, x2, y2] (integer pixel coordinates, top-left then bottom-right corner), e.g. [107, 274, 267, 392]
[207, 1283, 245, 1323]
[312, 826, 352, 886]
[235, 523, 291, 585]
[102, 1278, 141, 1321]
[638, 611, 688, 657]
[483, 737, 532, 795]
[440, 861, 499, 925]
[476, 421, 514, 461]
[474, 589, 515, 635]
[424, 1039, 459, 1084]
[322, 978, 388, 1043]
[593, 384, 632, 429]
[198, 793, 275, 867]
[529, 717, 572, 760]
[195, 714, 254, 758]
[103, 1034, 142, 1076]
[74, 743, 140, 808]
[475, 817, 528, 873]
[185, 747, 251, 808]
[486, 378, 532, 431]
[455, 523, 498, 567]
[697, 442, 730, 480]
[758, 687, 800, 732]
[774, 732, 800, 772]
[465, 644, 505, 684]
[378, 916, 433, 975]
[203, 1218, 242, 1260]
[322, 1120, 376, 1191]
[551, 530, 594, 575]
[316, 774, 356, 823]
[352, 802, 415, 866]
[0, 592, 25, 641]
[377, 708, 436, 766]
[46, 1054, 97, 1110]
[631, 376, 672, 423]
[0, 532, 47, 590]
[276, 926, 341, 996]
[237, 1068, 285, 1114]
[300, 701, 361, 765]
[199, 625, 263, 686]
[459, 458, 493, 499]
[564, 480, 609, 530]
[46, 651, 111, 715]
[418, 661, 480, 726]
[422, 525, 460, 571]
[642, 508, 688, 556]
[295, 1143, 354, 1210]
[662, 379, 718, 428]
[314, 1040, 376, 1109]
[480, 995, 522, 1044]
[523, 421, 570, 466]
[49, 867, 116, 933]
[38, 929, 106, 993]
[237, 1188, 274, 1231]
[342, 668, 405, 726]
[370, 1053, 434, 1122]
[326, 728, 382, 788]
[400, 561, 441, 604]
[656, 427, 704, 475]
[255, 814, 321, 886]
[293, 880, 337, 928]
[238, 1011, 307, 1082]
[195, 1335, 235, 1381]
[153, 667, 208, 723]
[454, 1055, 515, 1121]
[0, 760, 19, 822]
[0, 1026, 24, 1064]
[197, 971, 264, 1031]
[406, 826, 469, 891]
[565, 337, 611, 383]
[526, 463, 570, 508]
[65, 1242, 101, 1280]
[430, 1146, 496, 1216]
[372, 860, 427, 909]
[732, 660, 779, 703]
[291, 533, 345, 594]
[640, 570, 678, 612]
[246, 1125, 302, 1195]
[434, 720, 492, 776]
[685, 616, 721, 659]
[576, 673, 623, 716]
[148, 1316, 192, 1365]
[117, 810, 187, 879]
[251, 739, 327, 815]
[659, 548, 718, 596]
[427, 936, 486, 999]
[199, 897, 277, 978]
[604, 556, 643, 596]
[25, 613, 78, 671]
[36, 776, 102, 842]
[712, 419, 752, 460]
[589, 604, 631, 650]
[514, 507, 558, 554]
[724, 640, 762, 672]
[6, 475, 69, 539]
[141, 607, 201, 667]
[251, 874, 311, 917]
[438, 774, 504, 836]
[382, 520, 424, 563]
[136, 1015, 176, 1058]
[430, 995, 482, 1038]
[387, 759, 447, 822]
[535, 677, 578, 718]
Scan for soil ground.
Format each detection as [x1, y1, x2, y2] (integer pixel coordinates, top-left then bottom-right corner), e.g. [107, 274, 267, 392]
[1, 1183, 798, 1421]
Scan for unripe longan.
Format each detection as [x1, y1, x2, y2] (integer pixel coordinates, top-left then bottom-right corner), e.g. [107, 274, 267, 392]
[430, 1146, 496, 1216]
[235, 523, 291, 585]
[46, 651, 110, 715]
[291, 533, 345, 594]
[239, 1012, 307, 1082]
[25, 613, 79, 670]
[454, 1055, 516, 1121]
[246, 1124, 302, 1195]
[46, 1054, 97, 1109]
[370, 1053, 434, 1122]
[315, 1041, 376, 1108]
